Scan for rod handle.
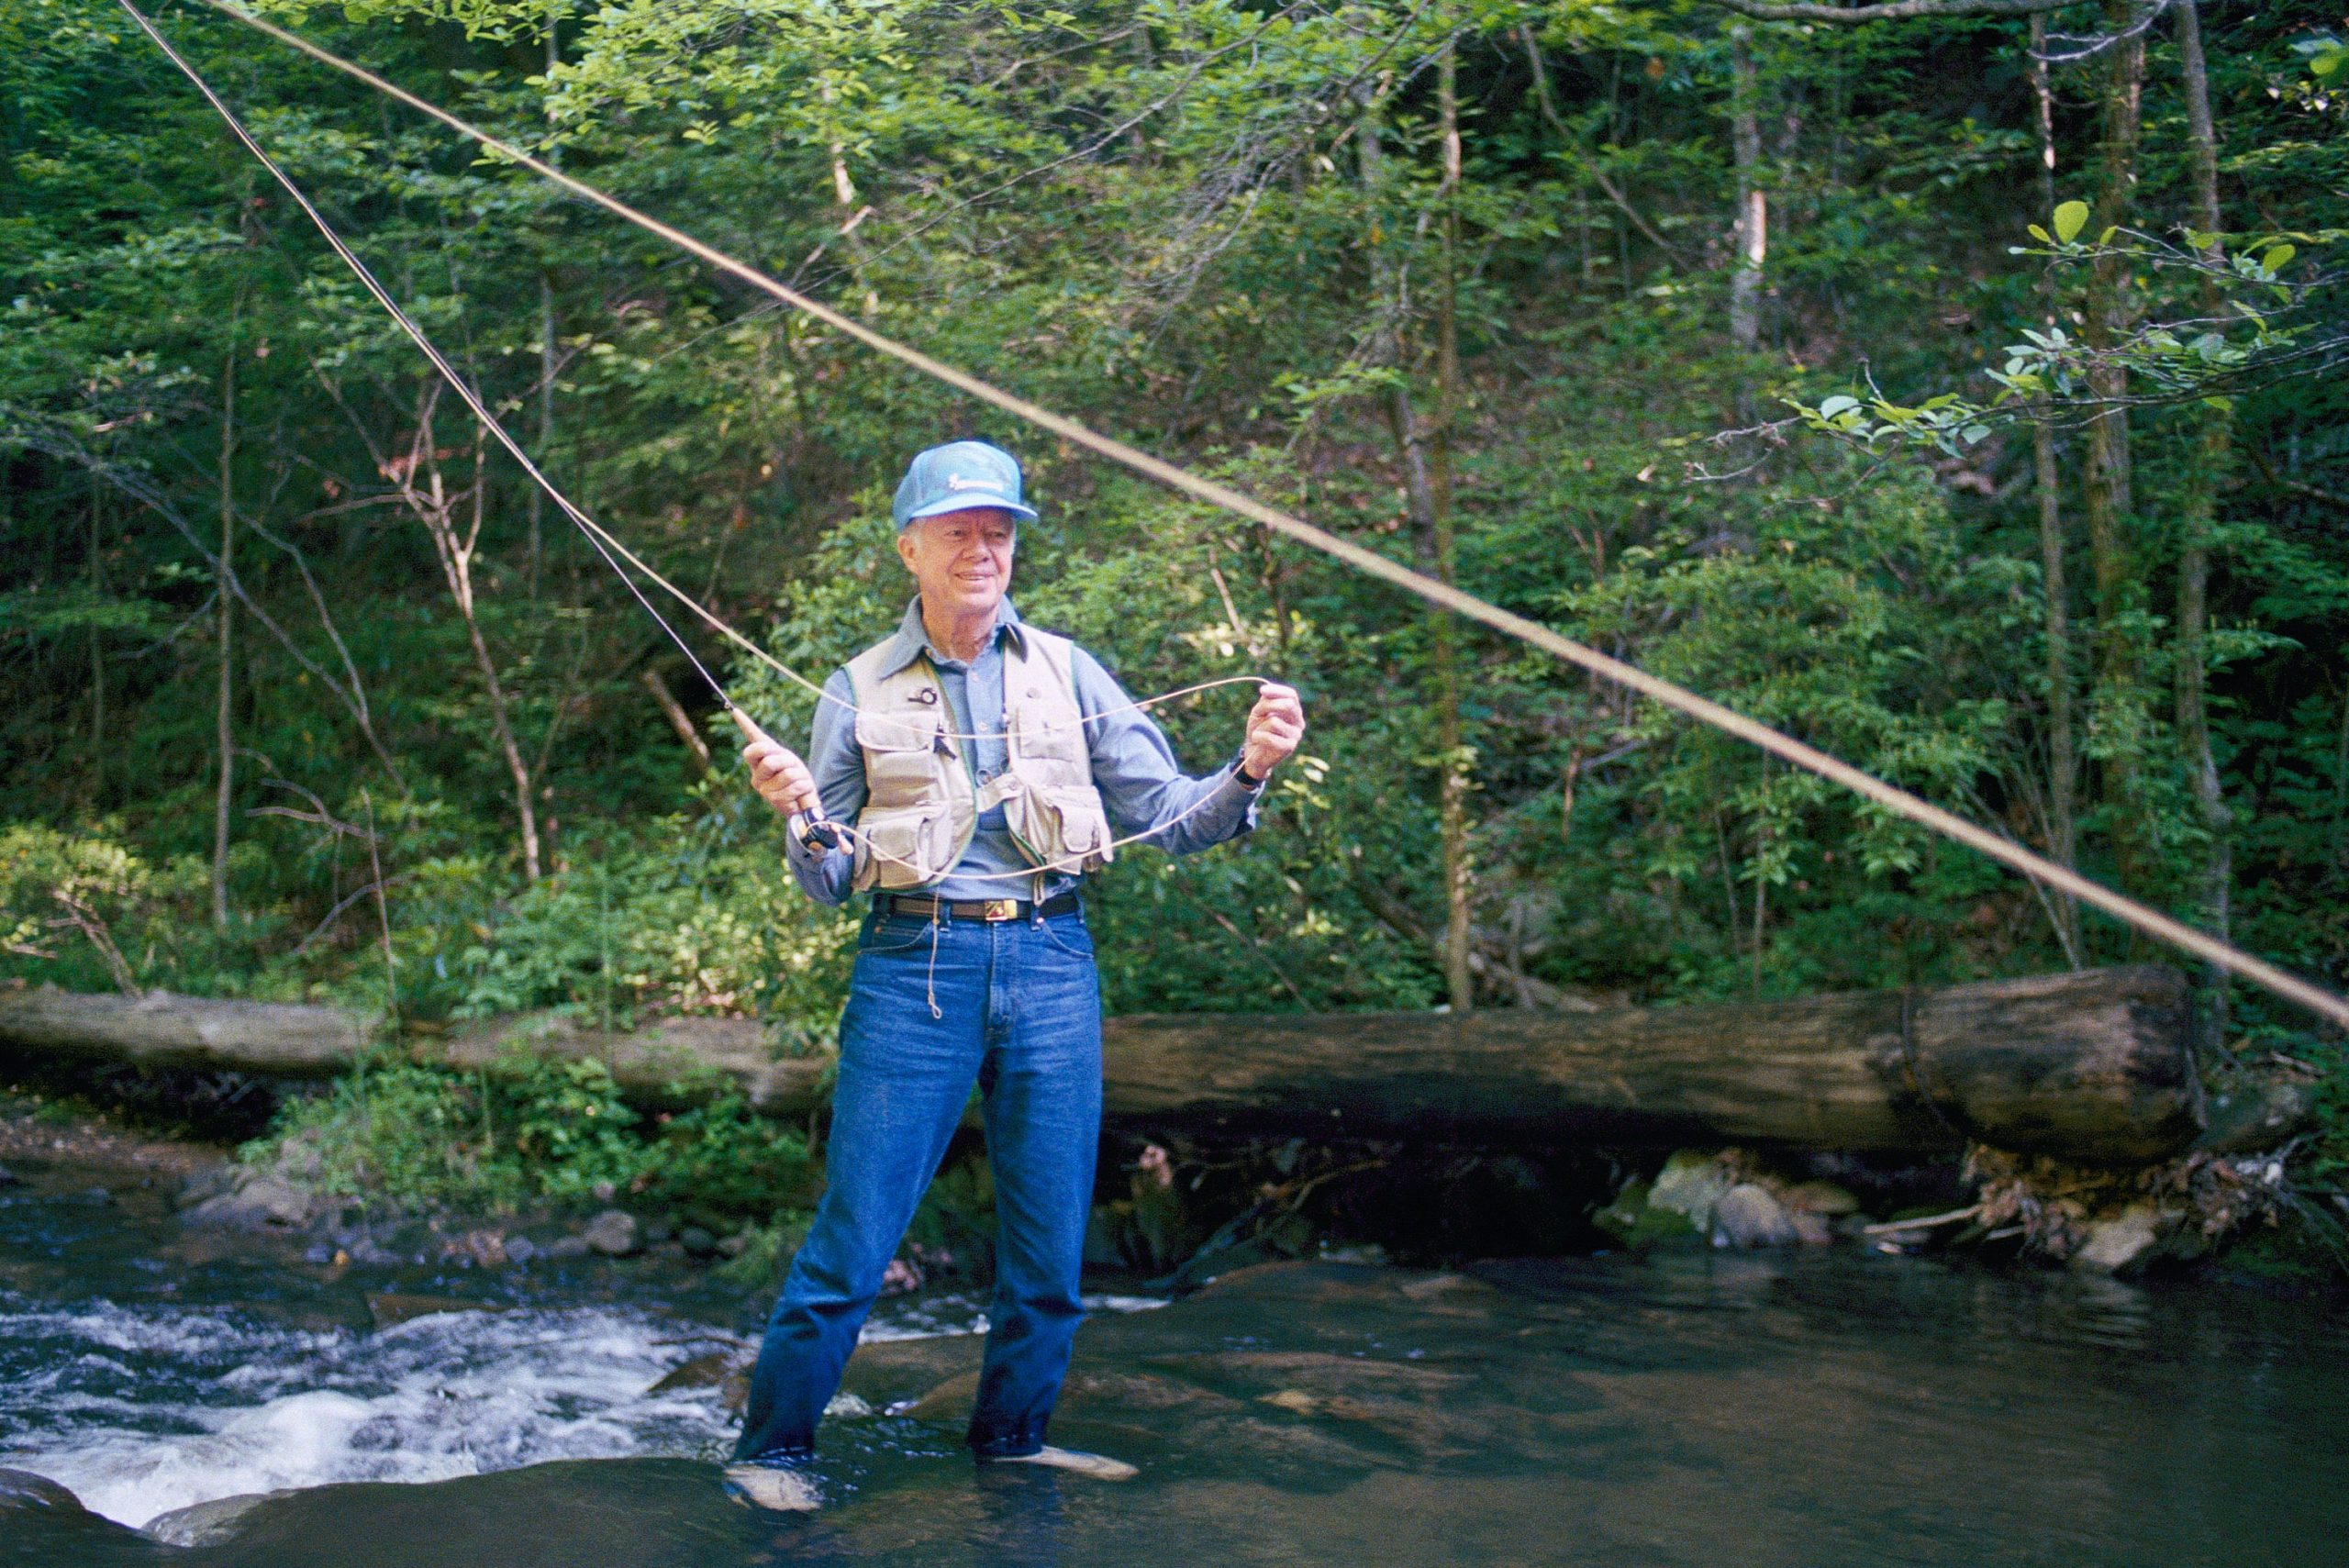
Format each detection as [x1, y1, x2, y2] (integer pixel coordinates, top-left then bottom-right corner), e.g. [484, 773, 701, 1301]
[728, 706, 841, 848]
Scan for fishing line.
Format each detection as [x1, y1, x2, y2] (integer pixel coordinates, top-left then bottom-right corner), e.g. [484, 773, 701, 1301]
[121, 0, 1271, 881]
[135, 0, 2349, 1029]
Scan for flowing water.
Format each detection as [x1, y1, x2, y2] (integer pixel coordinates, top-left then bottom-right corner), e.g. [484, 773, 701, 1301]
[2, 1155, 2343, 1566]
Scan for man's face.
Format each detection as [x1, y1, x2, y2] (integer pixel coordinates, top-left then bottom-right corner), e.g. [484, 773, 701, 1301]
[897, 506, 1017, 620]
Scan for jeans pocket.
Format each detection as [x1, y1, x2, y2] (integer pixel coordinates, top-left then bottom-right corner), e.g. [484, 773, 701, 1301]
[858, 916, 938, 954]
[1033, 914, 1095, 959]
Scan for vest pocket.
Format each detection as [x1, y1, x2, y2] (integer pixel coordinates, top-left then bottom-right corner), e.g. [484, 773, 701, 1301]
[854, 802, 954, 889]
[855, 711, 945, 797]
[1046, 786, 1111, 860]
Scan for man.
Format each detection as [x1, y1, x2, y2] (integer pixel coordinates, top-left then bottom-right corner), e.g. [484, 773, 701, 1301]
[727, 439, 1305, 1510]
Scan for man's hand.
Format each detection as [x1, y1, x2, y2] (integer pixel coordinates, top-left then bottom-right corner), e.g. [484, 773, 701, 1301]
[1240, 683, 1305, 782]
[743, 738, 822, 820]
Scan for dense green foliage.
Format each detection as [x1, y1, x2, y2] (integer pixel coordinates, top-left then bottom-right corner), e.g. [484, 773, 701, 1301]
[5, 0, 2345, 1184]
[249, 1054, 817, 1218]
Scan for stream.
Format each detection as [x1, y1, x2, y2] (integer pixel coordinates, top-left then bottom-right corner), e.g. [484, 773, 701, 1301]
[3, 1154, 2344, 1566]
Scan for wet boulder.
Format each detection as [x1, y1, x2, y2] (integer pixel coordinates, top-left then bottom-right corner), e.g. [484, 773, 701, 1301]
[583, 1209, 640, 1257]
[183, 1169, 321, 1230]
[1647, 1150, 1741, 1234]
[368, 1292, 501, 1330]
[2070, 1201, 2164, 1274]
[1711, 1184, 1801, 1248]
[0, 1466, 86, 1513]
[144, 1489, 295, 1548]
[1591, 1179, 1699, 1250]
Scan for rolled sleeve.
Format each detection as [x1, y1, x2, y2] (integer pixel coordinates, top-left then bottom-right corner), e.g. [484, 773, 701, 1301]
[779, 670, 866, 906]
[1073, 648, 1264, 857]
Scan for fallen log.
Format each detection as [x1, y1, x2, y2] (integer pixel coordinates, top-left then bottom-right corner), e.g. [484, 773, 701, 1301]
[0, 965, 2203, 1162]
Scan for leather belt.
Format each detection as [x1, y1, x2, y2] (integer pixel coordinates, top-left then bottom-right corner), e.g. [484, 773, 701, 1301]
[878, 892, 1081, 923]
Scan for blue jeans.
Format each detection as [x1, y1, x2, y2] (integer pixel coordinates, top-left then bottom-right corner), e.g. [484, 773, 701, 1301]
[733, 902, 1103, 1464]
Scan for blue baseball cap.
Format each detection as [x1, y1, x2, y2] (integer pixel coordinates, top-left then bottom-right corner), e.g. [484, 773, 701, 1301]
[891, 440, 1039, 529]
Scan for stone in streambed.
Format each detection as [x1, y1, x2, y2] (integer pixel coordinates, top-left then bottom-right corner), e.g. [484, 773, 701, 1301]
[679, 1225, 718, 1260]
[648, 1349, 751, 1399]
[184, 1170, 319, 1229]
[2070, 1201, 2162, 1274]
[1592, 1180, 1698, 1251]
[583, 1209, 640, 1257]
[1780, 1180, 1862, 1217]
[0, 1162, 17, 1185]
[545, 1234, 593, 1260]
[369, 1292, 501, 1329]
[143, 1489, 295, 1548]
[1648, 1151, 1739, 1235]
[0, 1467, 86, 1513]
[1712, 1184, 1801, 1248]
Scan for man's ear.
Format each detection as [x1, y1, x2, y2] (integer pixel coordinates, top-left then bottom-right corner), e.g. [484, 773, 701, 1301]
[895, 525, 918, 573]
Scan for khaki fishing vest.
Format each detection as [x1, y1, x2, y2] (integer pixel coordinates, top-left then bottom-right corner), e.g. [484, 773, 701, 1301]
[842, 624, 1114, 892]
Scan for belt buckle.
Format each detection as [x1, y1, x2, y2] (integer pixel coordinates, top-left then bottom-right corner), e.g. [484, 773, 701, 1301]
[978, 898, 1019, 922]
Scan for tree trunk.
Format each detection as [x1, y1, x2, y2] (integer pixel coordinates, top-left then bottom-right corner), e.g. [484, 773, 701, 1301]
[1361, 72, 1472, 1011]
[1727, 24, 1765, 370]
[640, 668, 713, 776]
[408, 422, 541, 882]
[0, 966, 2207, 1162]
[1432, 39, 1474, 1014]
[2030, 15, 2081, 963]
[212, 315, 239, 930]
[2172, 0, 2234, 1046]
[2080, 0, 2148, 880]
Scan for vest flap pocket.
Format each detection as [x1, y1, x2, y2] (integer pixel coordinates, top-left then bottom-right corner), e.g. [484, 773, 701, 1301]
[1043, 785, 1111, 859]
[1008, 703, 1088, 766]
[855, 803, 953, 888]
[855, 710, 937, 754]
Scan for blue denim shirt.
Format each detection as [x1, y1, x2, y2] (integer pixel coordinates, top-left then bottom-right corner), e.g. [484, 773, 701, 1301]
[783, 596, 1264, 906]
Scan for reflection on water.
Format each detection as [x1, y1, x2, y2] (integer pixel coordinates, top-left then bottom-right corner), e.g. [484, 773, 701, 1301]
[3, 1162, 2344, 1567]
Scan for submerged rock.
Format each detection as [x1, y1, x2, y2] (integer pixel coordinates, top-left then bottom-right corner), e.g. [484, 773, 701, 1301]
[369, 1292, 501, 1330]
[184, 1170, 319, 1230]
[583, 1210, 640, 1257]
[1712, 1184, 1801, 1248]
[144, 1488, 295, 1548]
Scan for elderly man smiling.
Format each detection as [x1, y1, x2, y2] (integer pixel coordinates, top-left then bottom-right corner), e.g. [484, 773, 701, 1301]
[727, 440, 1305, 1509]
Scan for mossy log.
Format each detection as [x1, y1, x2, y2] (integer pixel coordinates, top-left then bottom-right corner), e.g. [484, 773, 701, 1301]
[0, 964, 2203, 1161]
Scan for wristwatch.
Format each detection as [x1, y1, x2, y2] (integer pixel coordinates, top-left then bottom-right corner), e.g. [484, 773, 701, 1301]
[794, 815, 838, 854]
[1232, 750, 1267, 790]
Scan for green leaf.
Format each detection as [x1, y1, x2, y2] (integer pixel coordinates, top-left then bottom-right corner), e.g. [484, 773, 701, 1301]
[2259, 243, 2296, 273]
[2026, 225, 2052, 244]
[2052, 200, 2089, 244]
[1818, 395, 1860, 419]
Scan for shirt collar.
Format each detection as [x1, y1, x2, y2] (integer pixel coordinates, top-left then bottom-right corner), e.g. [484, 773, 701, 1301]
[878, 595, 1025, 676]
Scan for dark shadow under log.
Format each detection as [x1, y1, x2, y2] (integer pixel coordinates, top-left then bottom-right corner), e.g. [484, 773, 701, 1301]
[0, 965, 2202, 1162]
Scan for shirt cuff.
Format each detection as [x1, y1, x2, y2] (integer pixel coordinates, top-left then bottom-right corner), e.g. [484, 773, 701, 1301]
[1230, 748, 1268, 792]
